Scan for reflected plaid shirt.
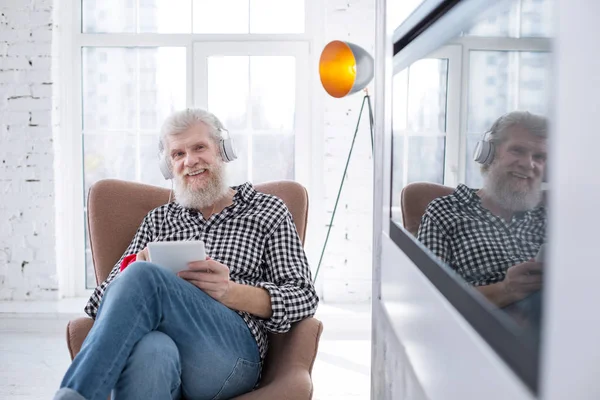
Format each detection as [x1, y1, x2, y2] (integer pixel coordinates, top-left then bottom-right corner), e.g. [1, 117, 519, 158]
[417, 184, 546, 286]
[85, 182, 319, 361]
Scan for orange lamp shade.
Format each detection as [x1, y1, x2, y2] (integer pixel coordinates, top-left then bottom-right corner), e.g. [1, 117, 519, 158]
[319, 40, 374, 98]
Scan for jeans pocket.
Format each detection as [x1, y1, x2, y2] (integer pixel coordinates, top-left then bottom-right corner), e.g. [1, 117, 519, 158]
[211, 357, 261, 400]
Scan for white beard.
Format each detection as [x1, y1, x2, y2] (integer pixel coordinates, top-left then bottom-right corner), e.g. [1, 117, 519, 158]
[483, 163, 542, 212]
[172, 161, 229, 210]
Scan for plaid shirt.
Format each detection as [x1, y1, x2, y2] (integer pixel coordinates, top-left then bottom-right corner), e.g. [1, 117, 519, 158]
[417, 184, 546, 286]
[85, 182, 319, 361]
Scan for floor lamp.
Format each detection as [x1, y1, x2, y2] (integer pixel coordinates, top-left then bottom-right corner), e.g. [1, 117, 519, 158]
[313, 40, 375, 283]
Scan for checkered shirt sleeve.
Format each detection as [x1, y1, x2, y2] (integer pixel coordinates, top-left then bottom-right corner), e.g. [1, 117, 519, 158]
[255, 212, 319, 333]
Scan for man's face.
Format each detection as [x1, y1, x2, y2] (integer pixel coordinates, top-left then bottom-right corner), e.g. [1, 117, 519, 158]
[484, 125, 547, 211]
[166, 122, 222, 192]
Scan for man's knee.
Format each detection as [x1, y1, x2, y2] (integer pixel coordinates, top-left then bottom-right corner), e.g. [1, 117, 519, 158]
[115, 332, 181, 398]
[129, 331, 180, 372]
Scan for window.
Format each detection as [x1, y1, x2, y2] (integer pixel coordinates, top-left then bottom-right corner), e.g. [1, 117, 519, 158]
[466, 50, 551, 188]
[388, 0, 554, 392]
[82, 0, 305, 34]
[62, 0, 312, 293]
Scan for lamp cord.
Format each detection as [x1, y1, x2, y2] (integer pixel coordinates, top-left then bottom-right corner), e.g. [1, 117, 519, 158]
[313, 93, 374, 283]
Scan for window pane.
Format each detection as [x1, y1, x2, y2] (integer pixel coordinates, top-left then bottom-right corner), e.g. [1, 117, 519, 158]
[407, 136, 445, 184]
[139, 0, 192, 33]
[139, 48, 187, 130]
[82, 0, 136, 33]
[83, 133, 137, 196]
[82, 0, 191, 33]
[250, 0, 304, 33]
[520, 0, 553, 37]
[252, 133, 294, 183]
[465, 0, 552, 38]
[83, 47, 186, 132]
[208, 56, 249, 130]
[193, 0, 249, 33]
[406, 59, 448, 133]
[467, 51, 551, 134]
[465, 4, 516, 37]
[83, 48, 137, 130]
[250, 56, 295, 130]
[227, 133, 249, 186]
[391, 59, 448, 212]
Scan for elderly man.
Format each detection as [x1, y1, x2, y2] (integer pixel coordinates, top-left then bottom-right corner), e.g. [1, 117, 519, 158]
[418, 111, 547, 317]
[54, 108, 319, 400]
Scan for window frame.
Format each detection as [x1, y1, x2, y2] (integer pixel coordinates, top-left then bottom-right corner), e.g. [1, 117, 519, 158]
[55, 0, 320, 297]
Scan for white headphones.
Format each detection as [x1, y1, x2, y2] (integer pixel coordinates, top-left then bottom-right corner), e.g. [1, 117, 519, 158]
[158, 124, 237, 180]
[473, 116, 505, 166]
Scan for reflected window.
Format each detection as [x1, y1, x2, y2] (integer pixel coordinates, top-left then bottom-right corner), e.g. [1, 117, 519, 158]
[390, 0, 553, 352]
[465, 0, 553, 38]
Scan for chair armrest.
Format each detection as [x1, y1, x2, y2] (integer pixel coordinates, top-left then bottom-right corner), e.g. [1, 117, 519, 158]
[66, 317, 95, 360]
[233, 317, 323, 400]
[233, 369, 312, 400]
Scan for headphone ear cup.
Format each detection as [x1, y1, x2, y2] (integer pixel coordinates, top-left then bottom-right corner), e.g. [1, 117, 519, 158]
[159, 156, 173, 180]
[473, 140, 494, 166]
[219, 137, 237, 163]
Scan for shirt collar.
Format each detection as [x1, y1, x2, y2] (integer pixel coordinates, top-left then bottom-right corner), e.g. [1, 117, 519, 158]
[232, 182, 256, 204]
[454, 183, 481, 205]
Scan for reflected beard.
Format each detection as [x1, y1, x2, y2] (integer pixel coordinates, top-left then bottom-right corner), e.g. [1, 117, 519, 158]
[483, 164, 542, 212]
[173, 162, 229, 210]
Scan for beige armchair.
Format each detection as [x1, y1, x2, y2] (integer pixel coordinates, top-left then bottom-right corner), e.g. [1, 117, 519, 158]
[400, 182, 454, 236]
[66, 179, 323, 399]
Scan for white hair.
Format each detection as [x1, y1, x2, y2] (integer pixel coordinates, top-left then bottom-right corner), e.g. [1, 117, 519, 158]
[487, 110, 548, 145]
[158, 108, 225, 155]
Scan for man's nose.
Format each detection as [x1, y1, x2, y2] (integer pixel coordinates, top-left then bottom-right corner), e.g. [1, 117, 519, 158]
[184, 153, 199, 167]
[518, 153, 535, 170]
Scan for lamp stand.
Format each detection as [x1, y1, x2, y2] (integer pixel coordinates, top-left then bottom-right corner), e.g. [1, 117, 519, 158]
[313, 91, 374, 283]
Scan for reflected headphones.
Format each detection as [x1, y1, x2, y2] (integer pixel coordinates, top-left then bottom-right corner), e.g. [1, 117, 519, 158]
[158, 120, 237, 180]
[473, 116, 506, 166]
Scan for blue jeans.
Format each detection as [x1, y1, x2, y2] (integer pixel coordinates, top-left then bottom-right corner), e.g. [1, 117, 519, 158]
[54, 261, 261, 400]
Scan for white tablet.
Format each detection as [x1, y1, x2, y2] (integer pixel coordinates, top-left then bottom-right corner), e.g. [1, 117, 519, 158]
[147, 240, 207, 274]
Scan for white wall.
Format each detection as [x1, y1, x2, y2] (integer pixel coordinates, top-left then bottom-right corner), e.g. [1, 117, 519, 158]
[0, 0, 58, 300]
[0, 0, 377, 302]
[319, 0, 376, 303]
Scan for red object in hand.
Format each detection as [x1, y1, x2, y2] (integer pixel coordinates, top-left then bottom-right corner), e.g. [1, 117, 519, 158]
[119, 254, 137, 272]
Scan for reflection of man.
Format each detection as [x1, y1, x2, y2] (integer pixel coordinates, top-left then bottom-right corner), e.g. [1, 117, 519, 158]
[54, 108, 319, 400]
[417, 111, 547, 318]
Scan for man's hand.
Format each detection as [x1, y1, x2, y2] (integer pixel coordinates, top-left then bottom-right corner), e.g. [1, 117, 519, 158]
[136, 247, 150, 261]
[178, 257, 232, 302]
[501, 260, 543, 301]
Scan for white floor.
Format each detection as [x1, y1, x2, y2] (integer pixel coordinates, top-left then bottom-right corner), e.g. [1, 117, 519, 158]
[0, 300, 371, 400]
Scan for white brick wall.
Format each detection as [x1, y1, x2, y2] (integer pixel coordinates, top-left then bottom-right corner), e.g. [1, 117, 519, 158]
[0, 0, 57, 300]
[319, 0, 375, 303]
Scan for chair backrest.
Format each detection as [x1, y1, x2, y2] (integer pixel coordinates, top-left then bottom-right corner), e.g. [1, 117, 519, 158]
[87, 179, 309, 284]
[400, 182, 454, 237]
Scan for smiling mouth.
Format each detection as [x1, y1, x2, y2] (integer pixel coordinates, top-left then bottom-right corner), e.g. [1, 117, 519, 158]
[510, 172, 531, 180]
[186, 169, 207, 178]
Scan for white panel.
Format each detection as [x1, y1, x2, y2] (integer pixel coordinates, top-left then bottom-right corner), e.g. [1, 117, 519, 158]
[381, 235, 534, 400]
[540, 0, 600, 399]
